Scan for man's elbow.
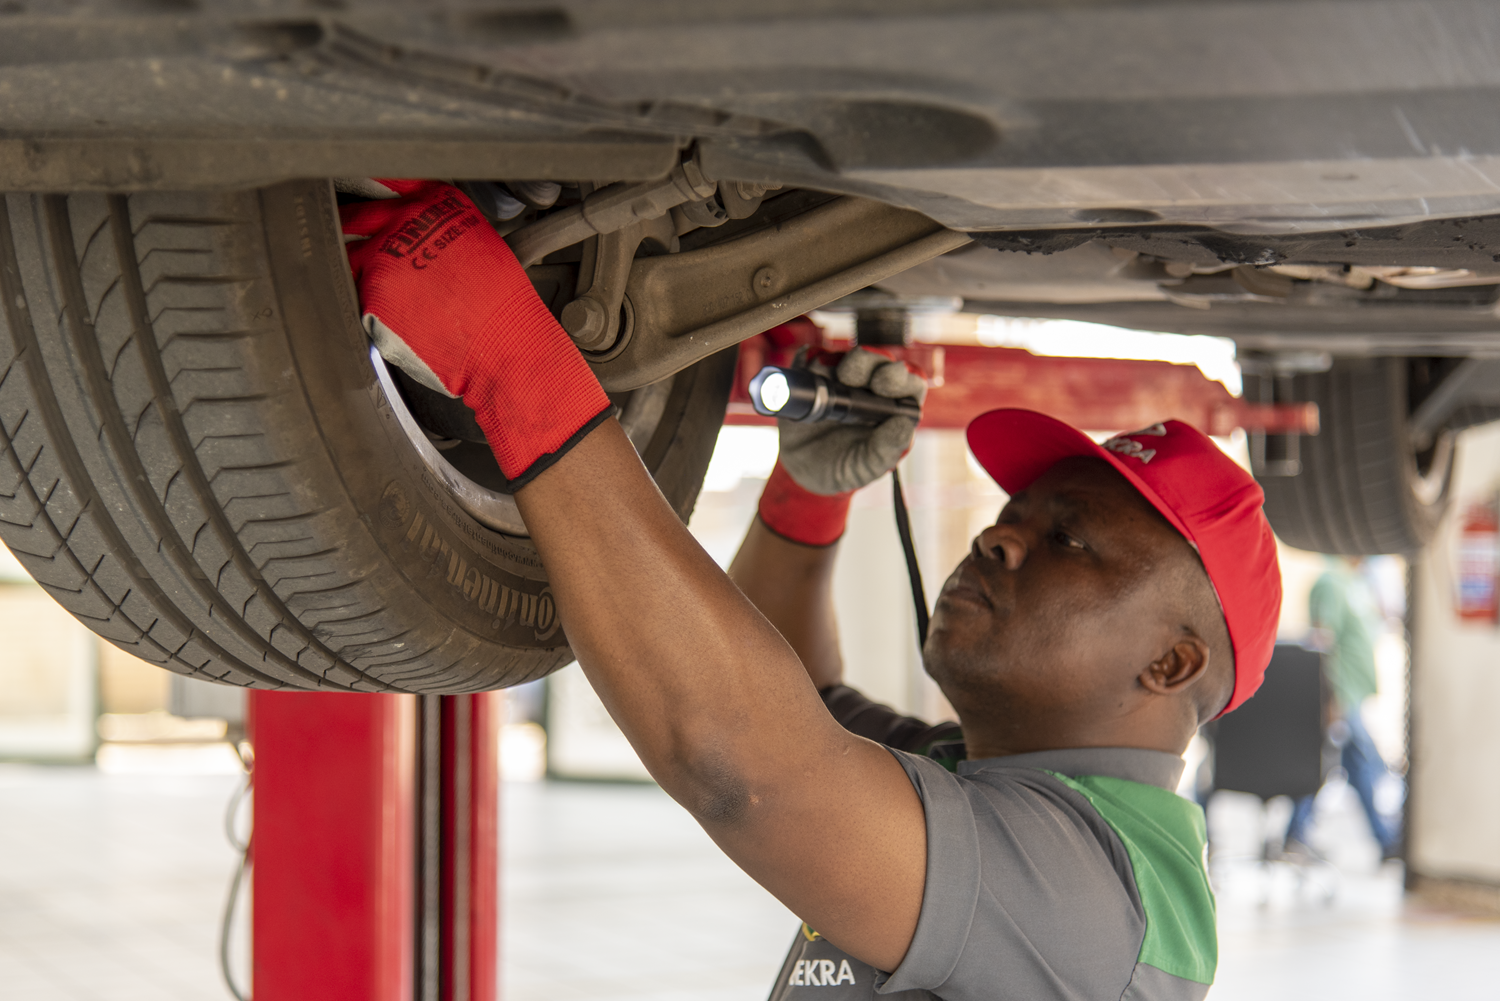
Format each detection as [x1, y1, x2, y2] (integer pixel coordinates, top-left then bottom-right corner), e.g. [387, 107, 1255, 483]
[660, 745, 757, 829]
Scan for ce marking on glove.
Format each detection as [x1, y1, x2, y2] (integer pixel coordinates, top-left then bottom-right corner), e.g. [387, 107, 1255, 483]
[377, 192, 482, 270]
[409, 212, 484, 270]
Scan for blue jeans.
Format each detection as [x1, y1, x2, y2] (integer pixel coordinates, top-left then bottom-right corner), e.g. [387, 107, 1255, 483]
[1285, 710, 1402, 856]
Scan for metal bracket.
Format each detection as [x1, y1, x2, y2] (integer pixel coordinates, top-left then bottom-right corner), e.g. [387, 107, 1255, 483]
[561, 215, 676, 352]
[588, 196, 971, 392]
[1247, 371, 1304, 477]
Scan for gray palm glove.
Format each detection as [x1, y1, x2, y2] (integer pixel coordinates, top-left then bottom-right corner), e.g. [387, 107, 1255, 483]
[778, 347, 927, 496]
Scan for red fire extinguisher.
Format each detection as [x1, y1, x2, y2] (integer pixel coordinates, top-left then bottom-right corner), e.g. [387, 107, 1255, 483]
[1456, 501, 1500, 623]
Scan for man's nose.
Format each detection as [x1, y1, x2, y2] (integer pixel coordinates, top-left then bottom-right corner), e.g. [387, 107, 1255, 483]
[973, 522, 1027, 570]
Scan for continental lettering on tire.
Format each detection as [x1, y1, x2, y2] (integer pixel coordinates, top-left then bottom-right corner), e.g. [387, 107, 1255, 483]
[382, 482, 560, 641]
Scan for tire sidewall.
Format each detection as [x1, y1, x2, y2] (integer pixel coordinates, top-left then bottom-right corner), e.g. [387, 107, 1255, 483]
[263, 180, 565, 651]
[1391, 358, 1454, 545]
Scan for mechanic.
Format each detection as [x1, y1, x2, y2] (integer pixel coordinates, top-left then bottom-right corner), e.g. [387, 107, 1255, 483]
[342, 181, 1282, 1001]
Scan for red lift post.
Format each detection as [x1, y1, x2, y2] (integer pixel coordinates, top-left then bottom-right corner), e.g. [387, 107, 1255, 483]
[249, 690, 499, 1001]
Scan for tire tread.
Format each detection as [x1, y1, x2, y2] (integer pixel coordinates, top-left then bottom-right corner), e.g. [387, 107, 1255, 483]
[1257, 358, 1450, 555]
[0, 191, 378, 689]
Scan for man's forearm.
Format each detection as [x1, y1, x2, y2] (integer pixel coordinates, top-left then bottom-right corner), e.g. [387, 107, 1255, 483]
[728, 517, 844, 690]
[514, 420, 847, 810]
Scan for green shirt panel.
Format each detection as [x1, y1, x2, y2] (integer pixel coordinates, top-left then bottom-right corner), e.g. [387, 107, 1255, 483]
[1045, 772, 1216, 986]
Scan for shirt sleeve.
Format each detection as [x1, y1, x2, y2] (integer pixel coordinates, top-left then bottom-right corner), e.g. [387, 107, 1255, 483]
[875, 752, 1147, 1001]
[819, 685, 962, 753]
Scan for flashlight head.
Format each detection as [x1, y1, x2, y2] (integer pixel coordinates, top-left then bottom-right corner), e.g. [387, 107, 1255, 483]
[758, 371, 791, 413]
[749, 366, 823, 420]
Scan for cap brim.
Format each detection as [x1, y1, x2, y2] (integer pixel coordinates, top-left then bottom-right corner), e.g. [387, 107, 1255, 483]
[965, 409, 1198, 548]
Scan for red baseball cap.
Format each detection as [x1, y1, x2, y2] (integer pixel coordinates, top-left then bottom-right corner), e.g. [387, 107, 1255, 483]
[966, 409, 1281, 716]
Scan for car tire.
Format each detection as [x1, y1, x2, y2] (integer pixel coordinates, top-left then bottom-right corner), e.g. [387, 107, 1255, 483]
[1251, 357, 1453, 555]
[0, 181, 734, 693]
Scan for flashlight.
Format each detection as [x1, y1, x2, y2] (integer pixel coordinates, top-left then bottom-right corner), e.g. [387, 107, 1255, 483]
[748, 366, 922, 425]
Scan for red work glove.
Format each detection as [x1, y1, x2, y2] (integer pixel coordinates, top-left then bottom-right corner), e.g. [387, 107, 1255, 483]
[758, 347, 926, 546]
[340, 180, 612, 486]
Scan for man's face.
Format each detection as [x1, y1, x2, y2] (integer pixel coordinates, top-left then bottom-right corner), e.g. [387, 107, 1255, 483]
[925, 456, 1196, 722]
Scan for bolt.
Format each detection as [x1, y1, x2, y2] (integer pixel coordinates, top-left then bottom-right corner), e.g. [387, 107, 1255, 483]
[752, 266, 778, 298]
[677, 159, 718, 200]
[561, 297, 613, 351]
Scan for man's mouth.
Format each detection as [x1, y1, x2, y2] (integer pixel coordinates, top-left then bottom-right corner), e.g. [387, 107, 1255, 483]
[937, 563, 993, 610]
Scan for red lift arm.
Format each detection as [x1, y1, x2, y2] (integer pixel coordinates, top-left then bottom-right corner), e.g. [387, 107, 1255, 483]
[727, 318, 1319, 435]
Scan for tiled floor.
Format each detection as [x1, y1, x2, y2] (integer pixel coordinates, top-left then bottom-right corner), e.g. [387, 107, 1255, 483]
[1, 761, 1497, 1001]
[0, 764, 243, 1001]
[1215, 875, 1500, 1001]
[503, 780, 794, 1001]
[1207, 785, 1500, 1001]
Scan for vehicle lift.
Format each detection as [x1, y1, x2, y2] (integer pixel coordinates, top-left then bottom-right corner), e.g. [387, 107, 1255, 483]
[247, 689, 499, 1001]
[238, 319, 1313, 1001]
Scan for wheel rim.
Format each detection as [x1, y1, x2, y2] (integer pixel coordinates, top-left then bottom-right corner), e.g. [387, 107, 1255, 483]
[370, 345, 530, 536]
[368, 345, 676, 538]
[1411, 429, 1454, 508]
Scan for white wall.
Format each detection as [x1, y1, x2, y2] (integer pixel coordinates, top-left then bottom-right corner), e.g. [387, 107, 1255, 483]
[0, 542, 99, 761]
[831, 498, 924, 713]
[1411, 422, 1500, 883]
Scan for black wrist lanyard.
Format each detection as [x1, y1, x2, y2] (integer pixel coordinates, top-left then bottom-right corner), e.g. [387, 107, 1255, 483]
[890, 467, 929, 648]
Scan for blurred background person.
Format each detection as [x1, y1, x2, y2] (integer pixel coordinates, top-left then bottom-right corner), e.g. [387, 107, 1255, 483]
[1285, 557, 1403, 859]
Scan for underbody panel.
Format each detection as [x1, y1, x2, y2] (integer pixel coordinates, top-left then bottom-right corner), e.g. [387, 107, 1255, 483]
[2, 0, 1500, 238]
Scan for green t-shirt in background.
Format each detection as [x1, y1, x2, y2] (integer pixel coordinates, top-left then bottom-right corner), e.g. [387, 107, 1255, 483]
[1309, 566, 1381, 713]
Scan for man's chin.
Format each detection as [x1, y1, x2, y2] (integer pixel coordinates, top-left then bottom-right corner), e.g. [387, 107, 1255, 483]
[924, 639, 1007, 698]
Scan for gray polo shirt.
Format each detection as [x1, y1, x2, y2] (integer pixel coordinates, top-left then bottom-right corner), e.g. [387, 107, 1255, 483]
[767, 687, 1214, 1001]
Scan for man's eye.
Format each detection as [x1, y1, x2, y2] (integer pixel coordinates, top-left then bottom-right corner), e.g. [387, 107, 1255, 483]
[1053, 531, 1085, 549]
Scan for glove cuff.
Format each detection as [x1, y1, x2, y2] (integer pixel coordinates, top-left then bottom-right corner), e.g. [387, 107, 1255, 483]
[466, 283, 614, 485]
[757, 461, 853, 547]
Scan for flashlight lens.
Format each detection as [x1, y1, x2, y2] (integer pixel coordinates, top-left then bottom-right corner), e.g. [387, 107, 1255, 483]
[759, 371, 791, 413]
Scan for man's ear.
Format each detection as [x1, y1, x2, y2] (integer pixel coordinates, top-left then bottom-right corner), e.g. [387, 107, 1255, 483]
[1139, 635, 1211, 697]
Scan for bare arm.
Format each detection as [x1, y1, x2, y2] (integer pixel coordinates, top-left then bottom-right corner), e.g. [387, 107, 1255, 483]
[727, 518, 844, 691]
[516, 421, 924, 971]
